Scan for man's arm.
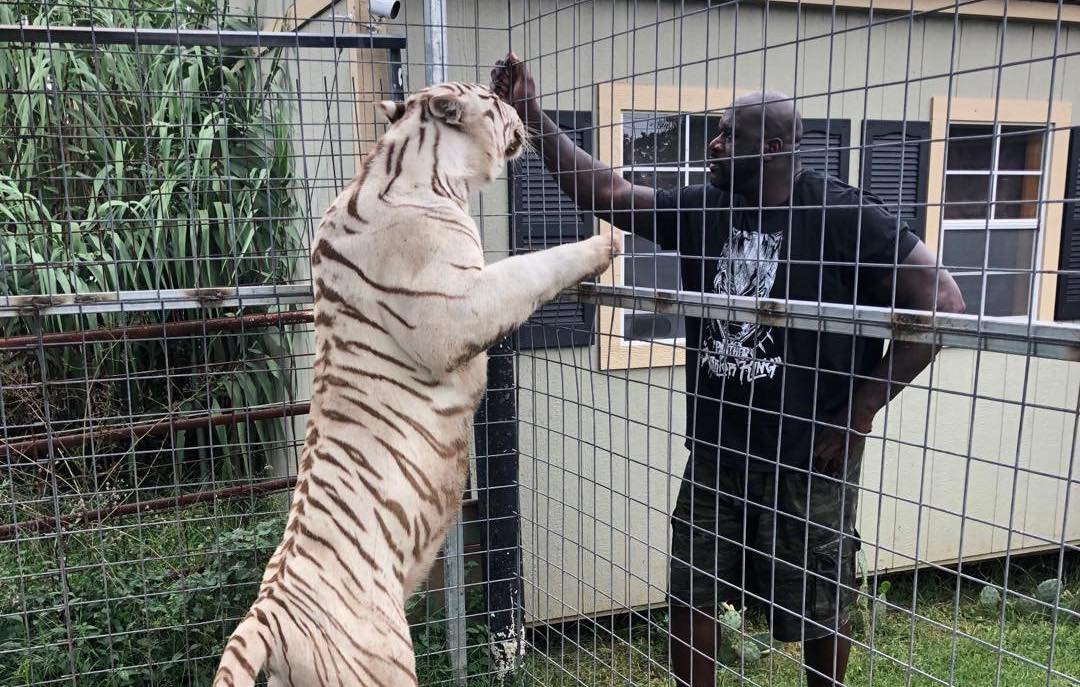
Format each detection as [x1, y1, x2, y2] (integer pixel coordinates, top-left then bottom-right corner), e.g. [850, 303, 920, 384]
[850, 241, 966, 420]
[491, 53, 663, 241]
[814, 241, 966, 473]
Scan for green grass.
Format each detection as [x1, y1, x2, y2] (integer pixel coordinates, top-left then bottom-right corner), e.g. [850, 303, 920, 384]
[3, 505, 1076, 687]
[521, 552, 1080, 686]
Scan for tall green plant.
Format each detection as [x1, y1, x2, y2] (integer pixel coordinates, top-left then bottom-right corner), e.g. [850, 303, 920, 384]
[0, 0, 304, 505]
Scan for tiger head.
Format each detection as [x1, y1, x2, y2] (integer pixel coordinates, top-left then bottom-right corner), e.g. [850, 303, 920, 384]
[378, 82, 527, 184]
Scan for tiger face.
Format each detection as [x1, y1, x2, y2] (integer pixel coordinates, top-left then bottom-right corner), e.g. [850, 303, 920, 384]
[378, 82, 527, 184]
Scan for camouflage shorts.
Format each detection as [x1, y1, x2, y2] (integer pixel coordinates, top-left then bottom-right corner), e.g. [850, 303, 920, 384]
[667, 451, 862, 643]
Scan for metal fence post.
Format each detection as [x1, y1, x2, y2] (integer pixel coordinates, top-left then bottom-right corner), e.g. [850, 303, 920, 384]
[476, 336, 524, 683]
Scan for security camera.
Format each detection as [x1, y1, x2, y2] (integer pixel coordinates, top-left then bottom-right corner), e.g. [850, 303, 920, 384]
[369, 0, 400, 19]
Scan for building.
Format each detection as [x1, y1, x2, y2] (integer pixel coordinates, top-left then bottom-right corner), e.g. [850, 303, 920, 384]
[265, 0, 1080, 623]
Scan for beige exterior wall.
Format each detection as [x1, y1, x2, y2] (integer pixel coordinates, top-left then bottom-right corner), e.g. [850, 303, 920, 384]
[263, 0, 1080, 623]
[463, 1, 1080, 623]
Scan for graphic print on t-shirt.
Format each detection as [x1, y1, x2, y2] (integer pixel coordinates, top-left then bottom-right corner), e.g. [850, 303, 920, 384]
[701, 228, 785, 382]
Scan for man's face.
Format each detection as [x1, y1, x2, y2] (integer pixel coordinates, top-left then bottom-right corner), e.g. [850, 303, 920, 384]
[708, 107, 764, 195]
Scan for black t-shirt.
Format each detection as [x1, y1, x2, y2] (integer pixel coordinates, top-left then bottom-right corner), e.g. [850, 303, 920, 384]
[648, 168, 919, 471]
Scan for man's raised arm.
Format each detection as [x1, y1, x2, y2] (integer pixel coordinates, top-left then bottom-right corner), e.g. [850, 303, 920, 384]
[491, 53, 661, 239]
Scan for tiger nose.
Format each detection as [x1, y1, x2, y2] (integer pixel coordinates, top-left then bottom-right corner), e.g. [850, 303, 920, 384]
[506, 130, 524, 155]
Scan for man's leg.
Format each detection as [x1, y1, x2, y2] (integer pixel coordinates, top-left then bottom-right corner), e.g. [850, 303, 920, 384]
[803, 621, 852, 687]
[669, 604, 719, 687]
[765, 453, 863, 687]
[667, 452, 747, 687]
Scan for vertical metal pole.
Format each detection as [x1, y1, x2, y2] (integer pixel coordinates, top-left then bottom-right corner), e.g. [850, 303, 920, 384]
[424, 0, 448, 85]
[476, 336, 523, 683]
[423, 6, 465, 682]
[443, 518, 468, 687]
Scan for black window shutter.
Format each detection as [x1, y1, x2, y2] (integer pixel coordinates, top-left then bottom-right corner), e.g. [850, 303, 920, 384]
[1055, 126, 1080, 321]
[860, 119, 930, 240]
[510, 110, 596, 349]
[801, 118, 851, 183]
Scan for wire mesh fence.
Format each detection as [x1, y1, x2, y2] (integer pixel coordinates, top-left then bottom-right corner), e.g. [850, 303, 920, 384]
[1, 0, 1079, 686]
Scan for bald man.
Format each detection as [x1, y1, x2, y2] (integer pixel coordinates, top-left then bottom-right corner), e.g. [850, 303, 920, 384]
[492, 55, 964, 687]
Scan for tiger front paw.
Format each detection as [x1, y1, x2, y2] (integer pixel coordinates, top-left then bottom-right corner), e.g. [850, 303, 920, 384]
[580, 226, 622, 280]
[595, 225, 624, 259]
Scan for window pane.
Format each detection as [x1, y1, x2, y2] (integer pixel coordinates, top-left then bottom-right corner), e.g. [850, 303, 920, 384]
[942, 228, 1036, 271]
[994, 174, 1041, 219]
[687, 114, 724, 163]
[998, 126, 1044, 172]
[943, 174, 992, 219]
[624, 313, 686, 341]
[952, 274, 1032, 317]
[624, 253, 681, 290]
[623, 112, 682, 165]
[984, 274, 1032, 316]
[952, 275, 983, 316]
[947, 124, 994, 171]
[623, 169, 681, 191]
[627, 233, 663, 254]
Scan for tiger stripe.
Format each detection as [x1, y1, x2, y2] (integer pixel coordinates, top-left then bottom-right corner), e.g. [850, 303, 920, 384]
[335, 394, 406, 437]
[313, 239, 462, 299]
[378, 299, 415, 329]
[380, 136, 410, 199]
[332, 335, 416, 372]
[334, 362, 433, 402]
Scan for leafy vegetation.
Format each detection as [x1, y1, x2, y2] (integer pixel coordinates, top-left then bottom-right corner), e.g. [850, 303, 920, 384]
[0, 497, 286, 685]
[407, 561, 502, 686]
[0, 0, 305, 517]
[0, 498, 501, 686]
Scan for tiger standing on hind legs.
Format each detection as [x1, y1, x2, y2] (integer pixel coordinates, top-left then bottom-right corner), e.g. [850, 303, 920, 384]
[210, 80, 623, 687]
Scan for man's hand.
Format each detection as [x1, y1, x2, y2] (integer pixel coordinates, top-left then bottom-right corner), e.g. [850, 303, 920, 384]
[812, 407, 873, 477]
[490, 52, 538, 120]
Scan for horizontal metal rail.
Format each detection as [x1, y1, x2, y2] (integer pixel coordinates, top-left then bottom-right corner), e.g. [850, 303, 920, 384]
[0, 24, 407, 50]
[3, 401, 311, 458]
[0, 284, 314, 317]
[0, 475, 299, 542]
[570, 283, 1080, 363]
[0, 310, 314, 350]
[6, 281, 1080, 361]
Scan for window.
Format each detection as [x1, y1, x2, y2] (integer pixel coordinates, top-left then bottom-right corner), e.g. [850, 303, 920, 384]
[941, 123, 1046, 318]
[926, 97, 1071, 323]
[618, 111, 719, 343]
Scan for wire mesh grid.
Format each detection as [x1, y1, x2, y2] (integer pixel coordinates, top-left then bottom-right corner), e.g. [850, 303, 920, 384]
[0, 0, 1078, 686]
[508, 1, 1080, 686]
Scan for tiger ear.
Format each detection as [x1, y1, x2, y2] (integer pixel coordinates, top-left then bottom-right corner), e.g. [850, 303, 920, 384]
[378, 100, 406, 123]
[428, 94, 464, 125]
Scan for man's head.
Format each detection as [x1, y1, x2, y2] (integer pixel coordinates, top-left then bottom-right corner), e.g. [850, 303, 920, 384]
[708, 90, 802, 201]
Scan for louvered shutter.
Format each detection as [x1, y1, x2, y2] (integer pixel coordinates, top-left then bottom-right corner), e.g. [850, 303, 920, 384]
[510, 110, 596, 348]
[860, 120, 930, 239]
[1055, 126, 1080, 320]
[801, 118, 851, 182]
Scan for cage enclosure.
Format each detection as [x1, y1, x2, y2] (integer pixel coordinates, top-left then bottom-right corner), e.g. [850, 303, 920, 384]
[1, 0, 1079, 685]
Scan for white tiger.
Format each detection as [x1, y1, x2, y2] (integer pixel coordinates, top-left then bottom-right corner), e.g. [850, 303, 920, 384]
[211, 81, 622, 686]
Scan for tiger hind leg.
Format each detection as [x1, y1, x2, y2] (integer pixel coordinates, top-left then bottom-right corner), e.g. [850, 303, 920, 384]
[212, 611, 273, 687]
